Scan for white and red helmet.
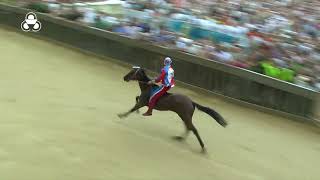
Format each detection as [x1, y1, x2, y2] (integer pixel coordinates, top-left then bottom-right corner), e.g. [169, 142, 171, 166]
[164, 57, 172, 65]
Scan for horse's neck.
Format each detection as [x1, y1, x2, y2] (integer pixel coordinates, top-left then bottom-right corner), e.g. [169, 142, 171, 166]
[138, 82, 149, 91]
[138, 74, 151, 91]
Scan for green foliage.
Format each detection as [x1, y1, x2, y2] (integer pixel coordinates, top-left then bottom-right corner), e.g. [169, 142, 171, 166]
[26, 2, 50, 13]
[0, 0, 18, 4]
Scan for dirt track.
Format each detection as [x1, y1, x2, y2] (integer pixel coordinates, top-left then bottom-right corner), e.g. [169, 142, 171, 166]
[1, 27, 320, 180]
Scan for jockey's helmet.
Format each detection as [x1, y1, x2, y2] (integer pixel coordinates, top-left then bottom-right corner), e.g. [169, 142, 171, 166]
[164, 57, 172, 66]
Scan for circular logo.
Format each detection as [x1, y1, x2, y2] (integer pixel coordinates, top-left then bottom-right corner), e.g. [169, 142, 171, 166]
[21, 12, 41, 32]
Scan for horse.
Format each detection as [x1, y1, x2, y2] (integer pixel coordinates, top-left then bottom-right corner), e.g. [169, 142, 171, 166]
[117, 67, 228, 153]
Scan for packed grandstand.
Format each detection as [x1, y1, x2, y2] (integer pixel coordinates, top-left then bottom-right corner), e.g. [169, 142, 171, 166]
[10, 0, 320, 90]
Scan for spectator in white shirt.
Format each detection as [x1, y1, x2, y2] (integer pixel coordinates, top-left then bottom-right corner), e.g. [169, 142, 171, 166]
[212, 44, 234, 63]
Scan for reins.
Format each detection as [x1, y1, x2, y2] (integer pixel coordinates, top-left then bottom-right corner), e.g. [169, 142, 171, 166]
[137, 80, 149, 84]
[131, 67, 152, 85]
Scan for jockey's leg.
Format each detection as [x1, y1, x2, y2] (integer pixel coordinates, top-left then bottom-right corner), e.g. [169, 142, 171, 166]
[143, 86, 170, 116]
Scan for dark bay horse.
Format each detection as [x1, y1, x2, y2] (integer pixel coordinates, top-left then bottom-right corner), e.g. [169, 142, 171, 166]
[118, 67, 228, 152]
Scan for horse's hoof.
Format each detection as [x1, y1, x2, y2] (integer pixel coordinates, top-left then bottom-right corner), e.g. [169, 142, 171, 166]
[201, 148, 207, 154]
[172, 136, 185, 141]
[117, 114, 125, 119]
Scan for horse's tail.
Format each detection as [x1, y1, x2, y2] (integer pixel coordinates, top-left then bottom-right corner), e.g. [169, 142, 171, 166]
[193, 102, 228, 127]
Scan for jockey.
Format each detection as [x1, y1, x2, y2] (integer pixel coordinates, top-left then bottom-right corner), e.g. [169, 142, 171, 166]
[143, 57, 175, 116]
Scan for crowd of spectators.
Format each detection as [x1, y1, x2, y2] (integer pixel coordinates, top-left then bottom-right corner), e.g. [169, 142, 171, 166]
[11, 0, 320, 90]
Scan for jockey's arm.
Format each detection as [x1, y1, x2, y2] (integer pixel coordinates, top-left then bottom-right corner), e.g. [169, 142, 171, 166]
[149, 70, 165, 85]
[155, 70, 165, 83]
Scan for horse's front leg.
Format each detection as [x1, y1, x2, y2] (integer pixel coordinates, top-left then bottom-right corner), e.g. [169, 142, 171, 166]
[117, 102, 143, 119]
[135, 96, 140, 114]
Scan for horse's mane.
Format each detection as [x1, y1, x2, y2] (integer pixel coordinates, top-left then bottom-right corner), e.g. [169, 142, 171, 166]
[140, 69, 151, 82]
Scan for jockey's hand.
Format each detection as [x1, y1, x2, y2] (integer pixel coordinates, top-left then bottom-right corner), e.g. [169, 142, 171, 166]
[147, 80, 155, 85]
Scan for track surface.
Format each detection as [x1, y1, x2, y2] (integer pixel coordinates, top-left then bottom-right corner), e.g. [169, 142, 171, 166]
[1, 27, 320, 180]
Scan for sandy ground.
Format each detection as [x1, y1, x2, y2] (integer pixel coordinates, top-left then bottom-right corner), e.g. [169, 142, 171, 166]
[1, 27, 320, 180]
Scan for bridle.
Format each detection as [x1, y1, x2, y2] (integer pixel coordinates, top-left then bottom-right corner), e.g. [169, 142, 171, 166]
[131, 67, 149, 84]
[132, 67, 140, 79]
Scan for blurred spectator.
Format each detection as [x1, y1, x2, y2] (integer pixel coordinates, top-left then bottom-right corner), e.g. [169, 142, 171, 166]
[212, 44, 234, 63]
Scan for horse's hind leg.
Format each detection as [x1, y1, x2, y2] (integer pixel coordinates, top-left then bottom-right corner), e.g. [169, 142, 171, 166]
[188, 122, 206, 153]
[173, 114, 190, 141]
[173, 128, 189, 141]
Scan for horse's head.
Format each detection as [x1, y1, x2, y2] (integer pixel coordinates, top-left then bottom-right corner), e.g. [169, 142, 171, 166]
[123, 66, 148, 82]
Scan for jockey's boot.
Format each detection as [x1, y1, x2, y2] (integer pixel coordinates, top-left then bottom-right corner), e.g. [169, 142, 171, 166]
[143, 108, 153, 116]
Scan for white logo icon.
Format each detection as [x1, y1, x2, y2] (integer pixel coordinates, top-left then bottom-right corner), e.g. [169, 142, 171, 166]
[21, 12, 41, 32]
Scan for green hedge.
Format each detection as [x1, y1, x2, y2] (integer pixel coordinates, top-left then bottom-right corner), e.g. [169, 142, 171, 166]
[0, 0, 18, 4]
[26, 2, 50, 13]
